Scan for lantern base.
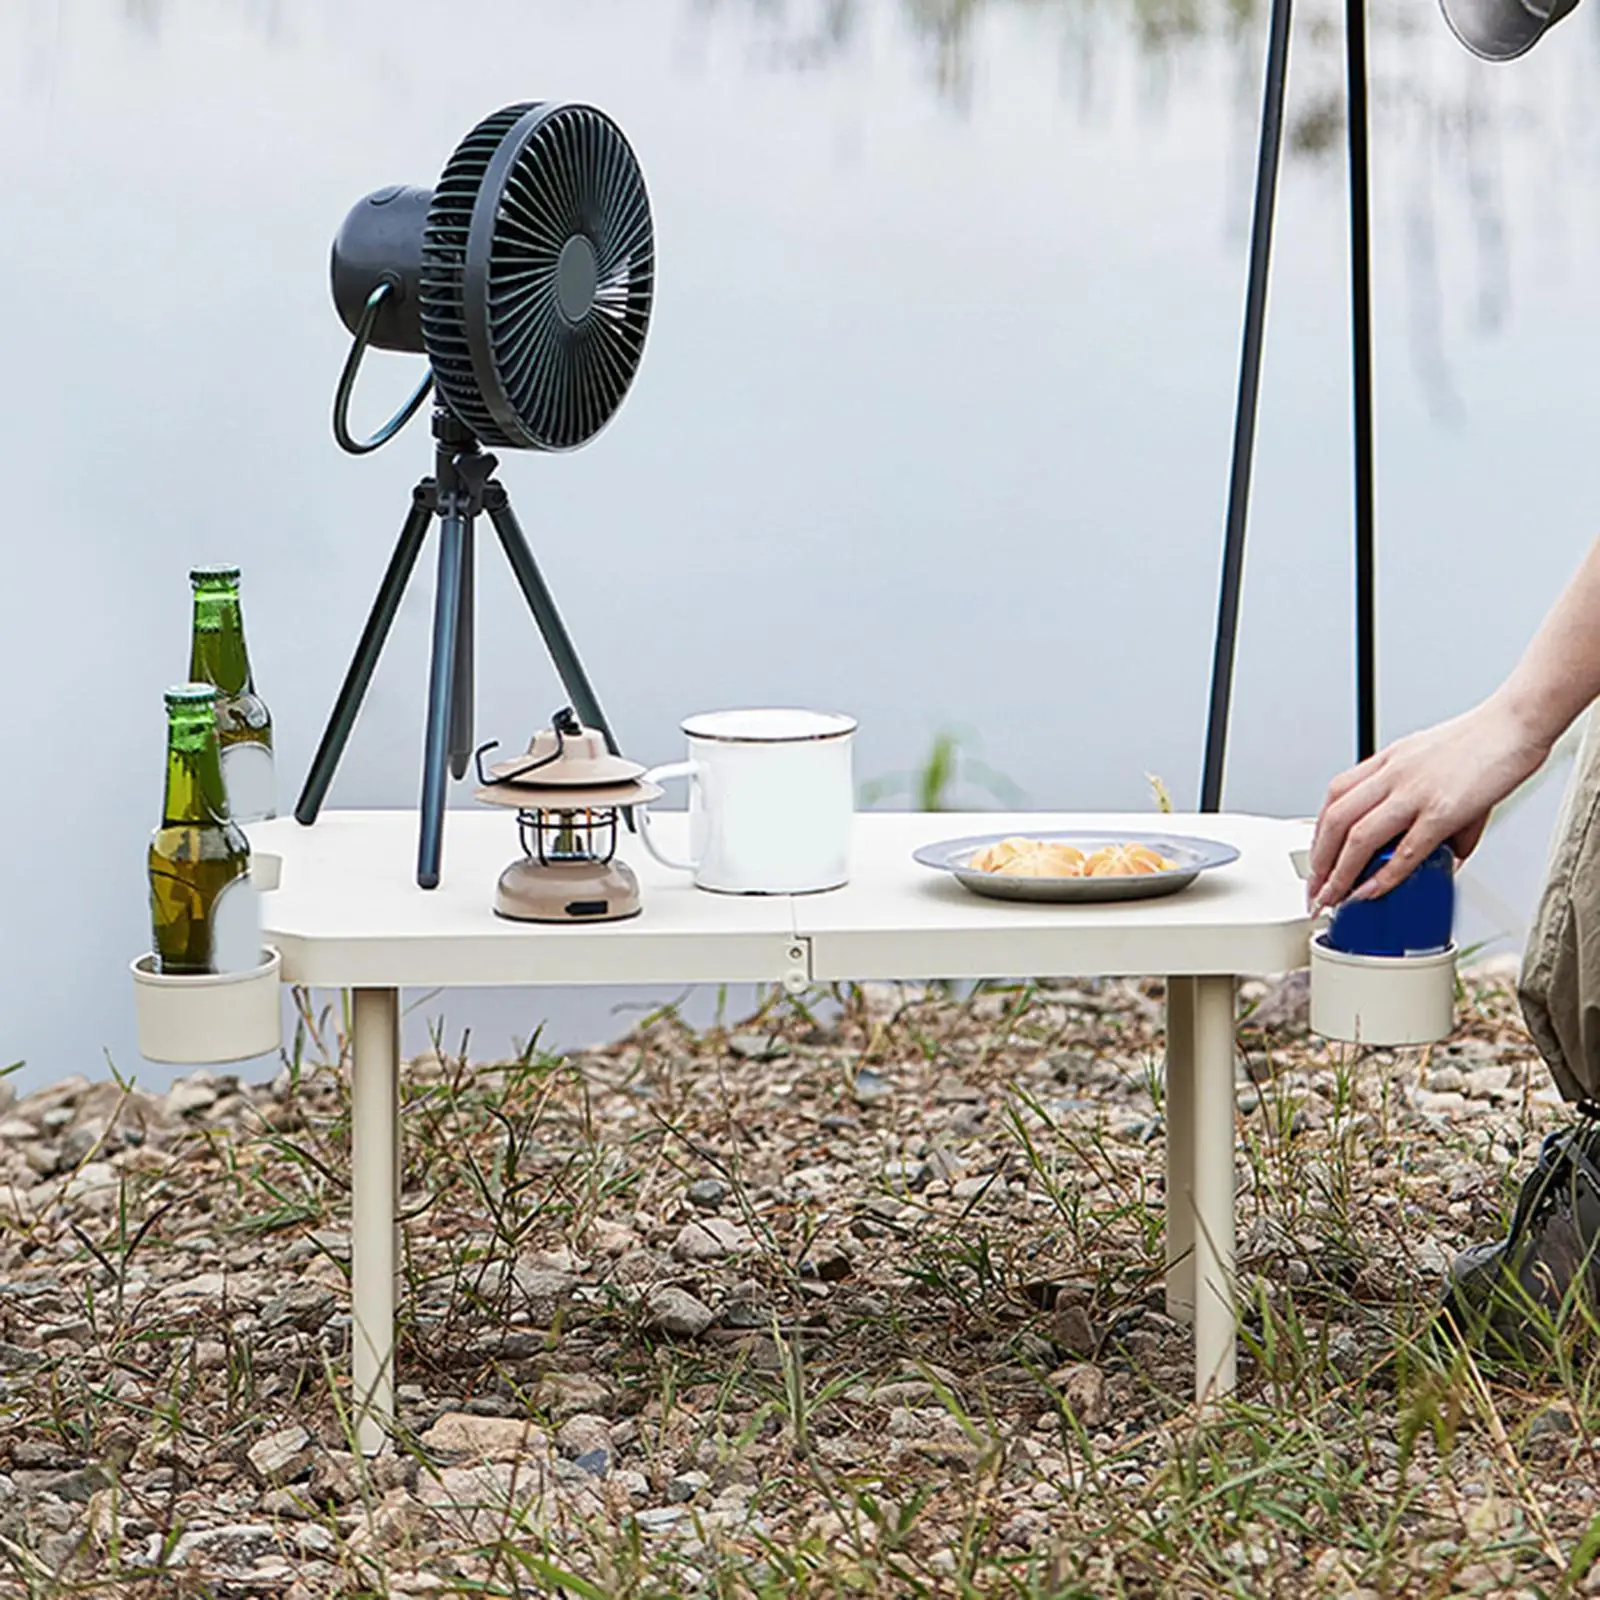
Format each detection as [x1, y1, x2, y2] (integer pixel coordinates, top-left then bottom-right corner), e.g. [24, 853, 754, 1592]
[493, 856, 642, 923]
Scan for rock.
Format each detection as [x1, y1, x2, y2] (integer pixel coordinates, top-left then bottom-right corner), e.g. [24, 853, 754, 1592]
[555, 1414, 613, 1468]
[881, 1157, 930, 1190]
[672, 1217, 755, 1263]
[246, 1425, 312, 1485]
[613, 1467, 650, 1504]
[0, 1118, 36, 1142]
[21, 1144, 60, 1179]
[951, 1175, 996, 1202]
[0, 1341, 40, 1373]
[720, 1279, 769, 1329]
[259, 1487, 308, 1519]
[165, 1077, 219, 1119]
[1052, 1298, 1097, 1358]
[572, 1449, 610, 1477]
[418, 1462, 549, 1542]
[614, 1249, 670, 1285]
[509, 1264, 577, 1320]
[668, 1469, 710, 1502]
[0, 1078, 12, 1116]
[934, 1074, 984, 1104]
[348, 1487, 434, 1554]
[163, 1523, 281, 1569]
[1051, 1362, 1111, 1428]
[686, 1178, 729, 1209]
[727, 1032, 789, 1061]
[1426, 1065, 1466, 1094]
[800, 1248, 853, 1283]
[1464, 1065, 1516, 1101]
[641, 1285, 715, 1338]
[634, 1505, 689, 1533]
[14, 1078, 89, 1125]
[259, 1282, 335, 1332]
[307, 1450, 361, 1506]
[420, 1412, 546, 1462]
[1529, 1407, 1577, 1443]
[585, 1218, 637, 1256]
[852, 1069, 894, 1106]
[533, 1372, 614, 1420]
[59, 1163, 118, 1205]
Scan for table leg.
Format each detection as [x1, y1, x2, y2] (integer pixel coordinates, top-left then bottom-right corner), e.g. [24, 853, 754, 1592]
[1164, 977, 1196, 1325]
[1193, 974, 1238, 1403]
[351, 987, 399, 1455]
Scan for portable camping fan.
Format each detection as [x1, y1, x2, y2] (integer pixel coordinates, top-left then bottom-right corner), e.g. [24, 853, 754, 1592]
[295, 101, 655, 888]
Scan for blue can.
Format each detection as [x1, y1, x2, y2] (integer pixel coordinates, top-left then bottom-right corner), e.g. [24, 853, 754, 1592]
[1326, 840, 1455, 958]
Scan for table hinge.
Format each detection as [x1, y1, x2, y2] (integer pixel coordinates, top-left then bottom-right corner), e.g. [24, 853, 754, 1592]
[783, 938, 813, 996]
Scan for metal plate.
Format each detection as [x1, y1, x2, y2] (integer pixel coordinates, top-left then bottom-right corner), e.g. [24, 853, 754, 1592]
[912, 831, 1241, 904]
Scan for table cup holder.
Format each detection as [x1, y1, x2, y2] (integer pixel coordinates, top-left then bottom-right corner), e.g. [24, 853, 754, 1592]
[130, 946, 282, 1065]
[1309, 934, 1455, 1046]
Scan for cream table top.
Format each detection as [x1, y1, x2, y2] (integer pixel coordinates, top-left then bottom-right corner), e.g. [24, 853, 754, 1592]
[249, 810, 1315, 989]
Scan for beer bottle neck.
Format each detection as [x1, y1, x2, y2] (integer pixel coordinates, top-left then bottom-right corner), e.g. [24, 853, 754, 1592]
[163, 704, 230, 826]
[190, 590, 253, 695]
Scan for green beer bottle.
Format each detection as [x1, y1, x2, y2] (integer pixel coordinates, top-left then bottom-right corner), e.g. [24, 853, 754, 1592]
[149, 684, 257, 975]
[188, 565, 276, 822]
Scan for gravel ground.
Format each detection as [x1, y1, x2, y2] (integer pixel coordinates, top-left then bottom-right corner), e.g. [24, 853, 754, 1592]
[1, 965, 1598, 1597]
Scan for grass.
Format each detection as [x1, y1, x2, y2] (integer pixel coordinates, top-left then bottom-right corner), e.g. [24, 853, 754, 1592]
[0, 968, 1598, 1596]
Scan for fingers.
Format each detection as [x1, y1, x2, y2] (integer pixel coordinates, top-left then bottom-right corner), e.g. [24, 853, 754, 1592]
[1313, 796, 1418, 911]
[1309, 769, 1393, 899]
[1343, 820, 1450, 903]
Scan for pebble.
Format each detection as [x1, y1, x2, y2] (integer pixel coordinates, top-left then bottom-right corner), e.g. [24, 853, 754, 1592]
[556, 1414, 613, 1466]
[246, 1424, 312, 1485]
[686, 1178, 729, 1209]
[852, 1069, 894, 1105]
[668, 1469, 710, 1502]
[672, 1217, 755, 1262]
[165, 1078, 219, 1119]
[641, 1285, 716, 1337]
[420, 1412, 546, 1462]
[1050, 1362, 1111, 1429]
[534, 1372, 614, 1419]
[635, 1505, 689, 1533]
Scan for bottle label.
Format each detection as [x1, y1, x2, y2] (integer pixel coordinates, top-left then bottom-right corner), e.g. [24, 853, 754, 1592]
[210, 875, 262, 976]
[222, 743, 277, 823]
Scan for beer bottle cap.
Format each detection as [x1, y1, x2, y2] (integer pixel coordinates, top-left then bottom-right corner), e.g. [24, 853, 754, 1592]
[164, 682, 219, 709]
[189, 565, 241, 587]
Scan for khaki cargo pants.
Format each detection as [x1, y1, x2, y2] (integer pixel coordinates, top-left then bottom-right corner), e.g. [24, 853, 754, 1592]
[1522, 707, 1600, 1102]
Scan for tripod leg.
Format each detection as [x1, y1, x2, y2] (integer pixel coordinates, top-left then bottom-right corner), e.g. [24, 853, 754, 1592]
[417, 509, 468, 890]
[486, 490, 619, 755]
[296, 491, 434, 826]
[448, 519, 474, 780]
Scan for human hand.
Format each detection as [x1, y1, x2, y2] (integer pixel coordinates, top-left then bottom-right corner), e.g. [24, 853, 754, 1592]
[1307, 696, 1552, 912]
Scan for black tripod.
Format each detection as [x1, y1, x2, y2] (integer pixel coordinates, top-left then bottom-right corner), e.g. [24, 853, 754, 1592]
[295, 406, 619, 889]
[1199, 0, 1376, 809]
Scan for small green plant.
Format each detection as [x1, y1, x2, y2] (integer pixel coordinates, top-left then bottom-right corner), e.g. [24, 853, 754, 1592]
[859, 727, 1024, 812]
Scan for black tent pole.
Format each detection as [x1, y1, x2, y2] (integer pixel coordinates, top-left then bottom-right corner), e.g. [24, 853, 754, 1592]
[1347, 0, 1377, 760]
[1200, 0, 1294, 812]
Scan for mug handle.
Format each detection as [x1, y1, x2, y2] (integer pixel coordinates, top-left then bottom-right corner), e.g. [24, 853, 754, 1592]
[639, 762, 701, 873]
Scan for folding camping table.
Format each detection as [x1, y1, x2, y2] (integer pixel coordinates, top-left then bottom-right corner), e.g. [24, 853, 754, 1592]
[250, 809, 1314, 1453]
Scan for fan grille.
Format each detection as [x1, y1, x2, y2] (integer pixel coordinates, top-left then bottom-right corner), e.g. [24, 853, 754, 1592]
[419, 103, 655, 451]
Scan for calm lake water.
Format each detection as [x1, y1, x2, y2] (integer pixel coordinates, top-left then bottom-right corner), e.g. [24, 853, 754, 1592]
[3, 0, 1600, 1091]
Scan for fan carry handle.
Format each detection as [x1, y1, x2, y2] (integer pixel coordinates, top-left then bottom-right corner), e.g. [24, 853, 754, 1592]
[332, 283, 436, 456]
[637, 762, 701, 873]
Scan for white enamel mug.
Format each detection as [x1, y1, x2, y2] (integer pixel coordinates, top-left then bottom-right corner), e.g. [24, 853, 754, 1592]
[640, 709, 856, 894]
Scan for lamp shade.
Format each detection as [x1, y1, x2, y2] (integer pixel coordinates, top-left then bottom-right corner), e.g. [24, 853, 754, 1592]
[1439, 0, 1581, 59]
